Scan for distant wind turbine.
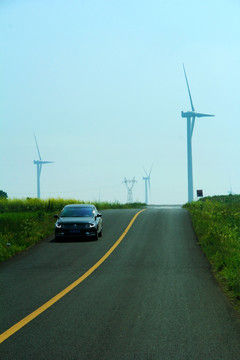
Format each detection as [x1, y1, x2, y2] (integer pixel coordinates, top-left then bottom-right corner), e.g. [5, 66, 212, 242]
[181, 64, 214, 203]
[142, 166, 153, 204]
[33, 134, 54, 199]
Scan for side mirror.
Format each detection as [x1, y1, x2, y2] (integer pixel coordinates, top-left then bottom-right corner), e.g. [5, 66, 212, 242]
[54, 214, 59, 219]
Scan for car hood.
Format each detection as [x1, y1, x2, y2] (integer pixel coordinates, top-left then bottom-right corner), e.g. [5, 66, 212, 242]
[58, 216, 95, 224]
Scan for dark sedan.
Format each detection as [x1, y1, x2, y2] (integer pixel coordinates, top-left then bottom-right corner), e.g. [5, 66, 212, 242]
[54, 204, 102, 241]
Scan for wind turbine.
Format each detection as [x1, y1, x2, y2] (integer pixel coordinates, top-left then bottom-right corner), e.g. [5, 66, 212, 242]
[142, 166, 152, 204]
[123, 177, 137, 203]
[33, 134, 54, 199]
[181, 64, 214, 203]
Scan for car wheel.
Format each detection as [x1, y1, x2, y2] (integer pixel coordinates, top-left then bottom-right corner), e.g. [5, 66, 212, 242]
[94, 231, 99, 241]
[98, 229, 102, 237]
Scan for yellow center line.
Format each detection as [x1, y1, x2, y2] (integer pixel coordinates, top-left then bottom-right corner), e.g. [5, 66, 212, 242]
[0, 209, 146, 344]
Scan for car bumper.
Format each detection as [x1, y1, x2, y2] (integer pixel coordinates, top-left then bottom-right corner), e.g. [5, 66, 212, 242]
[55, 229, 97, 239]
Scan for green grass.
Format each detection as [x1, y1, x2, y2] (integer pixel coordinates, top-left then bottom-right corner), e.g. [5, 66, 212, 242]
[184, 196, 240, 304]
[0, 198, 145, 262]
[0, 198, 145, 213]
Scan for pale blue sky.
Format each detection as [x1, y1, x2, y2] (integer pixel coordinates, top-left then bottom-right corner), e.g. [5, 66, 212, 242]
[1, 0, 240, 204]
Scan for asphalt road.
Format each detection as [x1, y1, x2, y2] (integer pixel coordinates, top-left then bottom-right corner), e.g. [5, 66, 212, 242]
[1, 207, 240, 359]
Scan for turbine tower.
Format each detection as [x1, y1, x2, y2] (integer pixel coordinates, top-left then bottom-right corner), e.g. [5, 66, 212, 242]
[181, 64, 214, 203]
[142, 166, 152, 204]
[33, 134, 54, 199]
[123, 177, 137, 203]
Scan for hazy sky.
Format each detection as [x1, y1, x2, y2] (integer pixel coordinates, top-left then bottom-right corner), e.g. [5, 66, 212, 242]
[1, 0, 240, 204]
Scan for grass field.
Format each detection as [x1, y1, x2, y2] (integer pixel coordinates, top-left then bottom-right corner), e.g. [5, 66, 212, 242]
[184, 195, 240, 305]
[0, 198, 145, 262]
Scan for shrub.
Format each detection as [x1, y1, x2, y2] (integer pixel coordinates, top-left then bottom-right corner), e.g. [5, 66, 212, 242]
[0, 190, 8, 199]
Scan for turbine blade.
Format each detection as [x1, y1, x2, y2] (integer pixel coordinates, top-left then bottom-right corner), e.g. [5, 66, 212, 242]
[191, 116, 196, 137]
[195, 112, 214, 118]
[149, 164, 153, 177]
[34, 133, 42, 160]
[183, 64, 195, 112]
[143, 167, 148, 176]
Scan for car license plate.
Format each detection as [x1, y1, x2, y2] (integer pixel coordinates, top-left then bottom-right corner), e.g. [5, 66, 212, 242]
[70, 229, 80, 234]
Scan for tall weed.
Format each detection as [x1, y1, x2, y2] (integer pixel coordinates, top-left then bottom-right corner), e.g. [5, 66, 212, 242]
[0, 198, 145, 213]
[0, 212, 55, 262]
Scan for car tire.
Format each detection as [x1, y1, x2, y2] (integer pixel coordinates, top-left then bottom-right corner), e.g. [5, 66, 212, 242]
[94, 231, 99, 241]
[99, 229, 102, 237]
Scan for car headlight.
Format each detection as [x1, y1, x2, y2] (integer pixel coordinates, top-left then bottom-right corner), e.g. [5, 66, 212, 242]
[89, 223, 95, 228]
[56, 223, 62, 229]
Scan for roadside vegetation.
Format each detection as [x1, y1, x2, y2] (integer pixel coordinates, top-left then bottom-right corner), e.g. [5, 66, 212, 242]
[0, 198, 145, 262]
[184, 195, 240, 306]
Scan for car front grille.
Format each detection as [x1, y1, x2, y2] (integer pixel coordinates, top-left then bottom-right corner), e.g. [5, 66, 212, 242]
[64, 223, 88, 229]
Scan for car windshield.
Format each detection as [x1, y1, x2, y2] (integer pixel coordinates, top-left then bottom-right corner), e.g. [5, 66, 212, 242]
[60, 207, 94, 217]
